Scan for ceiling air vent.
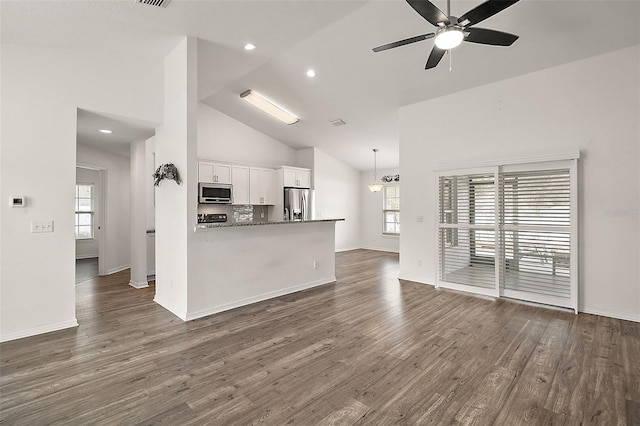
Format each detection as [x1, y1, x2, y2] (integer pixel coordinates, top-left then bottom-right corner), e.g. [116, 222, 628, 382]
[136, 0, 170, 8]
[330, 119, 346, 127]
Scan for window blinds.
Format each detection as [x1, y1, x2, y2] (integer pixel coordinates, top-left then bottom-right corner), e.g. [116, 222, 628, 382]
[437, 161, 577, 311]
[438, 172, 497, 292]
[500, 169, 571, 299]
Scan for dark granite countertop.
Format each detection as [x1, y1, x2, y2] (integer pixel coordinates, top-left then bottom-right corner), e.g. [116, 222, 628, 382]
[194, 218, 344, 231]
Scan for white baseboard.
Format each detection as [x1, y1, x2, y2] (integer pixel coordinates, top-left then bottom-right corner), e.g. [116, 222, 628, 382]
[129, 280, 149, 289]
[184, 277, 336, 322]
[153, 296, 187, 321]
[336, 246, 360, 253]
[75, 255, 98, 260]
[398, 275, 435, 286]
[0, 319, 79, 343]
[107, 265, 130, 275]
[580, 305, 640, 323]
[359, 245, 400, 254]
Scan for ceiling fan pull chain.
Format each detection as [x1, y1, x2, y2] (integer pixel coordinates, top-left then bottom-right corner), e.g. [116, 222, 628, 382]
[449, 49, 453, 72]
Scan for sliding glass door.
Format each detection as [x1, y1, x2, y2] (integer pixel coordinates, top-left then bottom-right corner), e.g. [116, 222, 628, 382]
[437, 168, 500, 298]
[437, 159, 578, 312]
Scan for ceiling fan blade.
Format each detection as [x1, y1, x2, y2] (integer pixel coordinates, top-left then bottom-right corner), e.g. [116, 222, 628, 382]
[373, 33, 435, 52]
[406, 0, 450, 27]
[425, 46, 446, 69]
[464, 28, 519, 46]
[457, 0, 519, 27]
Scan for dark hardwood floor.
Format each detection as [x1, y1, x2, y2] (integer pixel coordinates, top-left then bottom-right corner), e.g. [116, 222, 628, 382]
[1, 250, 639, 425]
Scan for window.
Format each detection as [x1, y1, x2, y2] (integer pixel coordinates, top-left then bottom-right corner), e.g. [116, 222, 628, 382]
[383, 185, 400, 234]
[437, 158, 578, 312]
[75, 184, 94, 239]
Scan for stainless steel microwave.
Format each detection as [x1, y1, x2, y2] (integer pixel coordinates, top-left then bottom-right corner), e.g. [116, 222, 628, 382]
[198, 183, 233, 204]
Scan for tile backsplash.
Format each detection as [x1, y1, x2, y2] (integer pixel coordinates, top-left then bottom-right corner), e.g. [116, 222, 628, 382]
[197, 204, 269, 223]
[233, 205, 253, 223]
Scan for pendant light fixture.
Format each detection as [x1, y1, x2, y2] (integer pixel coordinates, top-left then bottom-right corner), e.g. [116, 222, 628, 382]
[368, 149, 383, 192]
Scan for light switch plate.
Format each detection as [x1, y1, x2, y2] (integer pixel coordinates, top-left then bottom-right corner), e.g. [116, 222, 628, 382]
[31, 220, 54, 233]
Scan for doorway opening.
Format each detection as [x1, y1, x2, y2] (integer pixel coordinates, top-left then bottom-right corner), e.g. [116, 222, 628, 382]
[75, 165, 107, 283]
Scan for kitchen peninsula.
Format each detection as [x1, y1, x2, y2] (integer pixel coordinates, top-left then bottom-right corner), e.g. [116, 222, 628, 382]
[184, 218, 344, 321]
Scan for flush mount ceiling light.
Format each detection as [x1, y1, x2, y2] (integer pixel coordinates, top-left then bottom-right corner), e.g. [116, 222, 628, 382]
[434, 27, 464, 50]
[368, 149, 383, 192]
[240, 90, 299, 125]
[244, 43, 256, 51]
[98, 129, 113, 134]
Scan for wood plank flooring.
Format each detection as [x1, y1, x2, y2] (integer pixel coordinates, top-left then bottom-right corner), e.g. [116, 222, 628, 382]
[1, 249, 638, 425]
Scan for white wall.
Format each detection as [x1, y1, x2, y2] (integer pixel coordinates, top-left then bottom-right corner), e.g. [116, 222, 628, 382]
[146, 137, 156, 231]
[75, 167, 100, 259]
[129, 138, 148, 288]
[399, 45, 640, 322]
[360, 167, 400, 253]
[77, 144, 132, 275]
[188, 222, 336, 320]
[0, 43, 163, 342]
[154, 37, 198, 320]
[197, 103, 298, 167]
[312, 148, 361, 251]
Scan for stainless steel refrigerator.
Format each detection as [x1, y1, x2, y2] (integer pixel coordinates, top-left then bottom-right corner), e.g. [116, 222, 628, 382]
[283, 188, 315, 221]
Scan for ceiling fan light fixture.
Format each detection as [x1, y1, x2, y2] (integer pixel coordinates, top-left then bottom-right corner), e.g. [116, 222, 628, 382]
[240, 90, 299, 125]
[434, 28, 464, 50]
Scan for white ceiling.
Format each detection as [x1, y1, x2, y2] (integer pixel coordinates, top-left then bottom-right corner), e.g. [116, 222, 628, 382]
[3, 0, 639, 170]
[76, 109, 157, 157]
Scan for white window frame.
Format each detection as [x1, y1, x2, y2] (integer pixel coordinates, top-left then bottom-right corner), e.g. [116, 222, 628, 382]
[382, 185, 400, 235]
[75, 183, 95, 240]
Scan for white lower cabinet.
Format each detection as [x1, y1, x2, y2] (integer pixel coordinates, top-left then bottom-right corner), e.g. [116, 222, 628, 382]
[250, 167, 276, 205]
[232, 165, 250, 205]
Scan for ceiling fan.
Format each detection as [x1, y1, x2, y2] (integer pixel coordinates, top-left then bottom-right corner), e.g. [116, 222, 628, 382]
[373, 0, 520, 70]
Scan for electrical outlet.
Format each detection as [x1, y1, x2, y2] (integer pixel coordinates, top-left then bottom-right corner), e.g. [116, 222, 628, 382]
[31, 220, 54, 233]
[417, 259, 422, 267]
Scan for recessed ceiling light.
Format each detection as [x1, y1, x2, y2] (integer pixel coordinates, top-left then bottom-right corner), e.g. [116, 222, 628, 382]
[306, 69, 316, 78]
[244, 43, 256, 51]
[98, 129, 112, 134]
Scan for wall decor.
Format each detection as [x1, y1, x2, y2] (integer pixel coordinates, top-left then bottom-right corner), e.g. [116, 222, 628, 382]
[153, 163, 182, 186]
[381, 174, 400, 183]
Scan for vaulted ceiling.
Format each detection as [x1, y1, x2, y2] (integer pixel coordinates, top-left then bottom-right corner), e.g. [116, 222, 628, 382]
[3, 0, 639, 170]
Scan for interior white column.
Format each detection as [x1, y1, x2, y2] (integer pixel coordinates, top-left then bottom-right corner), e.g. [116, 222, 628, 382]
[129, 138, 149, 288]
[153, 37, 198, 320]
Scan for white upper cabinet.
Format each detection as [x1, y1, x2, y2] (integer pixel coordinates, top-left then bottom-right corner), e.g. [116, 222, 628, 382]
[231, 165, 250, 205]
[250, 167, 276, 205]
[282, 166, 311, 188]
[198, 161, 232, 184]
